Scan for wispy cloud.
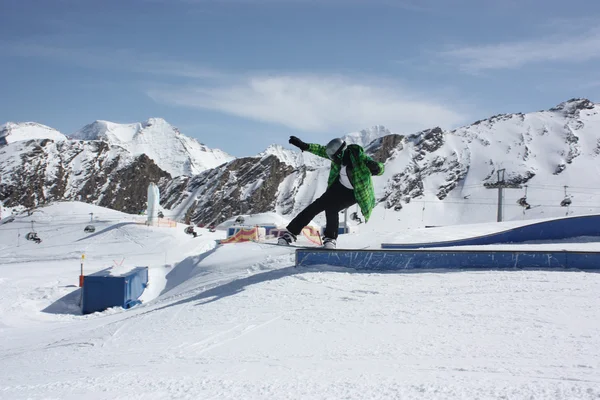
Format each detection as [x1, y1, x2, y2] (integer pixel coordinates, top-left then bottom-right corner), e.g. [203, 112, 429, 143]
[147, 74, 468, 133]
[0, 42, 222, 79]
[2, 40, 469, 133]
[440, 28, 600, 72]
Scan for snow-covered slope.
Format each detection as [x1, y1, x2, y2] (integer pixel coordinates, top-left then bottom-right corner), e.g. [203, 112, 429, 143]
[1, 202, 600, 399]
[71, 118, 234, 176]
[159, 99, 600, 227]
[0, 139, 170, 213]
[0, 122, 67, 146]
[366, 98, 600, 229]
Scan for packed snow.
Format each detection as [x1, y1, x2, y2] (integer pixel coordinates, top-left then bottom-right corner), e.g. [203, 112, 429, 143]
[1, 201, 600, 399]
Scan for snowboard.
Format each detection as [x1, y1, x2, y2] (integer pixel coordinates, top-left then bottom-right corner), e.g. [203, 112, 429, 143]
[253, 240, 369, 250]
[252, 240, 322, 249]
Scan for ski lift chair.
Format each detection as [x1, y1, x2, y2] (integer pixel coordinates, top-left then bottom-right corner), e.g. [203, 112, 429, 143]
[517, 197, 531, 210]
[26, 232, 42, 244]
[560, 186, 572, 207]
[517, 185, 531, 210]
[350, 211, 363, 224]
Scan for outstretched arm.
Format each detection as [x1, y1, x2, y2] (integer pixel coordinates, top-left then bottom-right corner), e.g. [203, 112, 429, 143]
[288, 136, 330, 160]
[306, 143, 330, 160]
[362, 154, 385, 176]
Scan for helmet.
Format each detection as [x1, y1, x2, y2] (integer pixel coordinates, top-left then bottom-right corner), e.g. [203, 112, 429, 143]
[326, 138, 346, 160]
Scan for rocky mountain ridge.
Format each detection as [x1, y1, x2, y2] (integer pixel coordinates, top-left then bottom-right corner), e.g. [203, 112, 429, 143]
[1, 98, 599, 227]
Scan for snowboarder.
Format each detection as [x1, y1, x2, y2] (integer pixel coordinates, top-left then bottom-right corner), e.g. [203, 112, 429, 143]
[280, 136, 385, 249]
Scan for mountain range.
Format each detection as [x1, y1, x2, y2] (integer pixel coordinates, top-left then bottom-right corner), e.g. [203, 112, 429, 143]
[1, 98, 599, 228]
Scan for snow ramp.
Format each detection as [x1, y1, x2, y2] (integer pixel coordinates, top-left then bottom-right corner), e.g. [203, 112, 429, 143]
[381, 214, 600, 249]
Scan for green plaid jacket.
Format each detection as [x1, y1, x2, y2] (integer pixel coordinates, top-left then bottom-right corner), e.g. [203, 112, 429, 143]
[307, 143, 384, 222]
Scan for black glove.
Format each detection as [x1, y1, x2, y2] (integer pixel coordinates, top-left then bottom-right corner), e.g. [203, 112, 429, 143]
[289, 136, 309, 151]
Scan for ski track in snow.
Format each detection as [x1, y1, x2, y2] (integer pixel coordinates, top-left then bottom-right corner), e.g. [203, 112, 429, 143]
[1, 203, 600, 399]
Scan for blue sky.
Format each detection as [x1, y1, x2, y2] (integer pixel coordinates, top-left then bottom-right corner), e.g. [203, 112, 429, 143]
[1, 0, 599, 157]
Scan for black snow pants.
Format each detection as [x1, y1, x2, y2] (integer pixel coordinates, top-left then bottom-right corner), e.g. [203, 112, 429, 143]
[286, 180, 357, 240]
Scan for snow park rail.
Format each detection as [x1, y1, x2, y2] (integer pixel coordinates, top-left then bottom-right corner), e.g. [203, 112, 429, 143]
[380, 214, 600, 250]
[294, 248, 600, 271]
[297, 214, 600, 271]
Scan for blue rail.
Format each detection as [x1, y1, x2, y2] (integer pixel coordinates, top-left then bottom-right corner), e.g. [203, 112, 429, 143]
[296, 248, 600, 271]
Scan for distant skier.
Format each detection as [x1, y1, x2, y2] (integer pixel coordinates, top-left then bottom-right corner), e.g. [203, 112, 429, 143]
[279, 136, 385, 249]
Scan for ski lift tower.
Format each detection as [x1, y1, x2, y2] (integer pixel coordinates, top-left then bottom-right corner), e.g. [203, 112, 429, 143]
[484, 169, 522, 222]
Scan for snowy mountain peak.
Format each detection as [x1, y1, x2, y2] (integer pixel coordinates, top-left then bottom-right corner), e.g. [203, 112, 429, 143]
[0, 122, 67, 146]
[549, 98, 596, 116]
[259, 144, 301, 166]
[72, 118, 183, 144]
[72, 119, 149, 143]
[143, 117, 168, 126]
[140, 117, 178, 133]
[70, 120, 103, 140]
[71, 118, 234, 177]
[343, 125, 393, 147]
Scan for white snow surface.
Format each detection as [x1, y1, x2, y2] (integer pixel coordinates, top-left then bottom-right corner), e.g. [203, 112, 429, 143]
[1, 201, 600, 399]
[0, 122, 67, 145]
[70, 118, 234, 176]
